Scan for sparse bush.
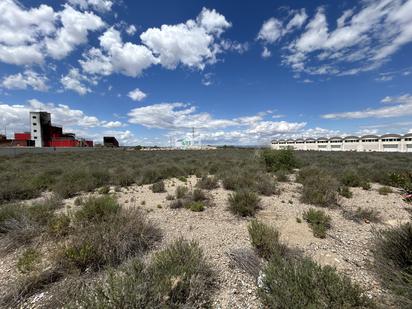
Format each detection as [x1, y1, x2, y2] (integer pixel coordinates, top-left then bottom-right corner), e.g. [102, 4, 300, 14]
[259, 254, 374, 308]
[378, 186, 393, 195]
[338, 186, 353, 198]
[186, 201, 205, 212]
[76, 239, 214, 308]
[300, 169, 339, 207]
[228, 190, 260, 217]
[166, 194, 175, 201]
[151, 180, 166, 193]
[48, 214, 71, 238]
[192, 188, 207, 201]
[373, 222, 412, 306]
[275, 169, 289, 182]
[169, 199, 183, 209]
[303, 208, 331, 238]
[60, 207, 161, 272]
[53, 170, 96, 198]
[74, 195, 120, 224]
[261, 148, 298, 172]
[362, 182, 371, 190]
[175, 185, 189, 199]
[389, 171, 412, 193]
[248, 220, 286, 260]
[98, 185, 110, 194]
[256, 174, 278, 196]
[17, 248, 41, 274]
[344, 207, 381, 224]
[74, 196, 83, 206]
[0, 198, 61, 250]
[177, 175, 187, 183]
[227, 248, 261, 278]
[147, 239, 213, 307]
[196, 176, 219, 190]
[341, 169, 363, 187]
[221, 171, 255, 191]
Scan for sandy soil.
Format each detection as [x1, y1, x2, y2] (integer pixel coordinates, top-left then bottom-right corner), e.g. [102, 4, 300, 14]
[1, 174, 411, 308]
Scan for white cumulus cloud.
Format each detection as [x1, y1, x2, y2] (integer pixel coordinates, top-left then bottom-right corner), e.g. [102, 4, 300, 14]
[2, 70, 48, 91]
[60, 68, 92, 95]
[68, 0, 113, 12]
[259, 1, 412, 77]
[128, 88, 147, 101]
[322, 94, 412, 119]
[0, 1, 105, 65]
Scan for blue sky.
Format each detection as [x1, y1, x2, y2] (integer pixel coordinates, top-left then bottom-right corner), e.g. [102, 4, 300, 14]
[1, 0, 412, 146]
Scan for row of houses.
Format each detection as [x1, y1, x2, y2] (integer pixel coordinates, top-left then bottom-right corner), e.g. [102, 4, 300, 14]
[271, 134, 412, 153]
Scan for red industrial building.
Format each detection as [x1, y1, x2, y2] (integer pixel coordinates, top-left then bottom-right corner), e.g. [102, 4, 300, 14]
[0, 112, 93, 148]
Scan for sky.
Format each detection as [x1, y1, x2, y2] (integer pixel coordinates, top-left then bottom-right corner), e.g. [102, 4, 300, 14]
[1, 0, 412, 146]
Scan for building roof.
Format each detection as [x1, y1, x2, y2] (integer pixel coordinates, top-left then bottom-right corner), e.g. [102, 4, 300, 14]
[344, 135, 359, 140]
[381, 133, 401, 138]
[316, 137, 328, 140]
[403, 133, 412, 138]
[329, 136, 343, 140]
[361, 134, 379, 139]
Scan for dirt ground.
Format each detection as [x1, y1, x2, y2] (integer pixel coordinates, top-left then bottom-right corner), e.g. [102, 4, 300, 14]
[1, 174, 411, 308]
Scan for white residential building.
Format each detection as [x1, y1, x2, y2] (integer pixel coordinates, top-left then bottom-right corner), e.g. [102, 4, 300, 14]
[271, 133, 412, 153]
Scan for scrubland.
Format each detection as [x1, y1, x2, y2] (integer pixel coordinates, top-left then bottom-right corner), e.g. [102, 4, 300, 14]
[0, 148, 411, 308]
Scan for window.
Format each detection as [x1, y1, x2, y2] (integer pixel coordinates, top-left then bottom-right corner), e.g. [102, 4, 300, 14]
[34, 137, 37, 139]
[32, 116, 36, 119]
[32, 123, 37, 126]
[33, 130, 37, 132]
[405, 138, 412, 141]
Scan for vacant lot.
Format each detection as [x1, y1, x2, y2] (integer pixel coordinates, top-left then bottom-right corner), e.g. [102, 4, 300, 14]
[0, 149, 411, 308]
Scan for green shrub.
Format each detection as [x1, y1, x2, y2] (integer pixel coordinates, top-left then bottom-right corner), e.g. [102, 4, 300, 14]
[221, 171, 255, 191]
[248, 220, 286, 260]
[147, 239, 214, 307]
[261, 148, 298, 172]
[177, 175, 187, 183]
[275, 169, 289, 182]
[378, 186, 393, 195]
[303, 208, 331, 239]
[53, 170, 96, 198]
[74, 196, 83, 206]
[228, 190, 261, 217]
[175, 185, 189, 199]
[150, 180, 166, 193]
[338, 186, 353, 198]
[0, 203, 25, 234]
[259, 255, 374, 308]
[186, 201, 205, 212]
[60, 207, 161, 272]
[192, 189, 207, 201]
[344, 207, 381, 224]
[196, 176, 219, 190]
[63, 242, 97, 272]
[362, 182, 371, 190]
[74, 195, 120, 224]
[48, 214, 71, 238]
[0, 198, 61, 250]
[389, 172, 412, 193]
[76, 239, 214, 308]
[256, 174, 278, 196]
[300, 169, 339, 207]
[341, 169, 363, 187]
[169, 199, 183, 209]
[98, 185, 110, 194]
[373, 222, 412, 306]
[17, 248, 41, 274]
